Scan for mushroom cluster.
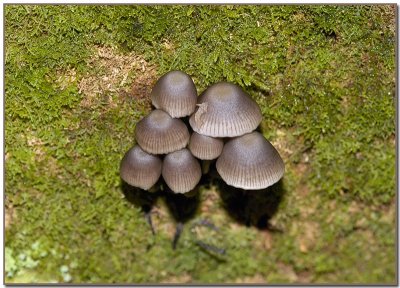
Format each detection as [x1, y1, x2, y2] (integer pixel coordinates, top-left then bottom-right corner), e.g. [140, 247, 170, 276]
[120, 70, 285, 230]
[120, 70, 201, 195]
[189, 81, 285, 190]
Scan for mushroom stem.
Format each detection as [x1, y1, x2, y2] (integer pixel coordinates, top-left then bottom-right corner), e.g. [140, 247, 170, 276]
[184, 189, 198, 198]
[144, 210, 155, 235]
[147, 184, 159, 193]
[172, 222, 184, 250]
[195, 240, 226, 256]
[190, 219, 226, 256]
[201, 160, 212, 174]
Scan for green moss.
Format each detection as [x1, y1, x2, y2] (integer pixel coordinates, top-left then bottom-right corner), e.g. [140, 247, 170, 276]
[5, 4, 395, 284]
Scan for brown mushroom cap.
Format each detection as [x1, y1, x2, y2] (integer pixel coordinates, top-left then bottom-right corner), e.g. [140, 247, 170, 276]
[151, 70, 198, 118]
[188, 132, 224, 160]
[189, 82, 262, 137]
[162, 148, 201, 193]
[135, 109, 190, 155]
[120, 145, 162, 190]
[216, 132, 284, 190]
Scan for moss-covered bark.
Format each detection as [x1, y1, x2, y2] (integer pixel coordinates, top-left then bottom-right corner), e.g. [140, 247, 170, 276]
[5, 5, 396, 284]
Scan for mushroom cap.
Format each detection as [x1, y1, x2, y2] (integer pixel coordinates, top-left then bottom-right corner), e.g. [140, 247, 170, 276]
[162, 148, 202, 193]
[151, 70, 198, 118]
[189, 82, 262, 137]
[120, 145, 162, 190]
[135, 109, 190, 155]
[188, 132, 224, 160]
[216, 132, 284, 190]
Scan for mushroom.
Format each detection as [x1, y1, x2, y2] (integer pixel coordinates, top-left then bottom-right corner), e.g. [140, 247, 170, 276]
[151, 70, 198, 118]
[120, 145, 163, 190]
[135, 109, 190, 155]
[162, 148, 202, 194]
[120, 145, 162, 235]
[188, 132, 224, 160]
[189, 82, 262, 137]
[188, 132, 224, 174]
[216, 131, 285, 190]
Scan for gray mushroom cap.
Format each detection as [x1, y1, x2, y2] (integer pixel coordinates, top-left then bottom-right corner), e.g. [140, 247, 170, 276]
[151, 70, 198, 118]
[188, 132, 224, 160]
[189, 82, 262, 137]
[162, 148, 202, 193]
[120, 145, 162, 190]
[135, 109, 190, 155]
[216, 132, 285, 190]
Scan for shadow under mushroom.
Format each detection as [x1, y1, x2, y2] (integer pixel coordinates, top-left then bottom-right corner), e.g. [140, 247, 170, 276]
[163, 187, 201, 249]
[121, 180, 161, 235]
[216, 178, 286, 230]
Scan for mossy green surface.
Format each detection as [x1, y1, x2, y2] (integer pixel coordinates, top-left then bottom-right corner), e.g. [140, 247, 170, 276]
[5, 5, 396, 284]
